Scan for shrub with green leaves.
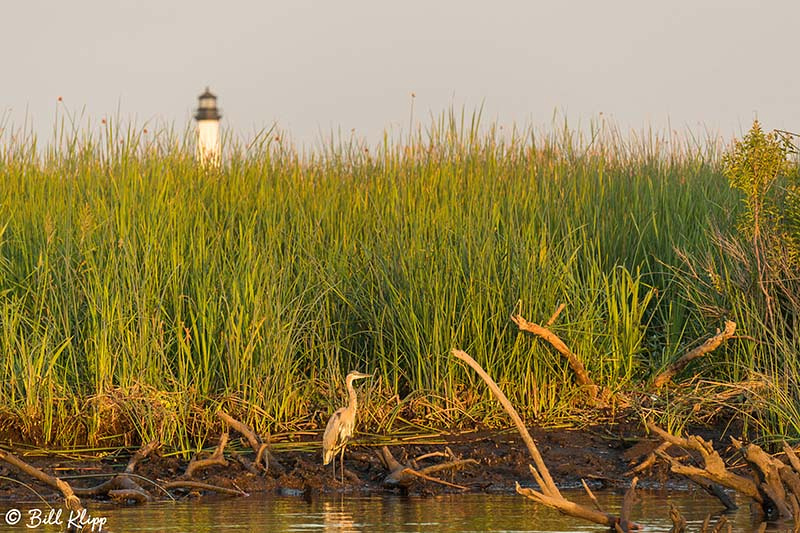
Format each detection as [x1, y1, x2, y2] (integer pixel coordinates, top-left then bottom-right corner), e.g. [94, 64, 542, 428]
[722, 120, 800, 327]
[673, 120, 800, 438]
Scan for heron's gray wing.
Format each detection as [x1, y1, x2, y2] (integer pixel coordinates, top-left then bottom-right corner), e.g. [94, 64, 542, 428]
[322, 407, 346, 464]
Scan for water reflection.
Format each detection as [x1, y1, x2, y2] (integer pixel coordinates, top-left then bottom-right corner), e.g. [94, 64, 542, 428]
[287, 498, 359, 532]
[321, 500, 357, 533]
[6, 490, 799, 532]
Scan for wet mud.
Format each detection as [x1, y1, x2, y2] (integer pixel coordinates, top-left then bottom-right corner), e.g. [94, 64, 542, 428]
[0, 422, 689, 505]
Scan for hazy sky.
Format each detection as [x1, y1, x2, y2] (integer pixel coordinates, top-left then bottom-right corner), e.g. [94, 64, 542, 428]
[3, 1, 799, 148]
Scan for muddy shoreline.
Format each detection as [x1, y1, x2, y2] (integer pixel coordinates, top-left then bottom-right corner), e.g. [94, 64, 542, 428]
[0, 422, 700, 505]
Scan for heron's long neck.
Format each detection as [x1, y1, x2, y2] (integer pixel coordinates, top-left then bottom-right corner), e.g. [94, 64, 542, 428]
[346, 377, 358, 412]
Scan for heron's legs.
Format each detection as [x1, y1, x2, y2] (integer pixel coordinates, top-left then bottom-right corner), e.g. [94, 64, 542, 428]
[339, 446, 346, 483]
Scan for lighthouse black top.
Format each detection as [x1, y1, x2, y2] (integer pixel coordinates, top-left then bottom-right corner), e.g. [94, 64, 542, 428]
[195, 87, 222, 121]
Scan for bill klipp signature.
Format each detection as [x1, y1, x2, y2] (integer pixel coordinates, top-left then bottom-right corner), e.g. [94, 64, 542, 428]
[5, 507, 108, 531]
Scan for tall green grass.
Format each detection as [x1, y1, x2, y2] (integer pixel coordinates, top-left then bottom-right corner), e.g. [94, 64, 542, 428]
[0, 108, 766, 451]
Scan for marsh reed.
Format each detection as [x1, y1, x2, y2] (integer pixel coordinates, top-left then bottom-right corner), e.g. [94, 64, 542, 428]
[0, 109, 796, 452]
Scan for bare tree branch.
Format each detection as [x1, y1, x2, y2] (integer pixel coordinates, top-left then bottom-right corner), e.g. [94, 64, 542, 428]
[653, 321, 736, 387]
[510, 313, 598, 400]
[453, 349, 639, 530]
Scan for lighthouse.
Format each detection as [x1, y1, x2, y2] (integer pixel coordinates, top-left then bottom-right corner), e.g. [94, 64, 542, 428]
[194, 87, 221, 165]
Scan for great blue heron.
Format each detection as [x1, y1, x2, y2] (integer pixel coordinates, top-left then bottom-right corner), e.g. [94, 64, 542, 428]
[322, 370, 371, 482]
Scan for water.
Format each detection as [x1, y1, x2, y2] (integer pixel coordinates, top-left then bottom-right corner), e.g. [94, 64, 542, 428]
[3, 490, 796, 532]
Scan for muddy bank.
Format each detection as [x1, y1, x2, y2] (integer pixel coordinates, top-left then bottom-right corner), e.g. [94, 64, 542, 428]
[0, 423, 691, 505]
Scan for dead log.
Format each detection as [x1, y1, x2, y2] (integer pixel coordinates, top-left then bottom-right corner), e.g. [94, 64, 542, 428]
[733, 438, 792, 519]
[0, 449, 85, 531]
[652, 321, 736, 388]
[511, 312, 599, 402]
[73, 473, 153, 502]
[217, 410, 283, 474]
[516, 480, 631, 529]
[648, 423, 800, 524]
[108, 488, 151, 504]
[791, 495, 800, 533]
[686, 474, 738, 511]
[378, 446, 476, 490]
[783, 442, 800, 474]
[625, 441, 672, 476]
[184, 432, 229, 479]
[72, 440, 159, 502]
[452, 349, 639, 530]
[648, 422, 761, 502]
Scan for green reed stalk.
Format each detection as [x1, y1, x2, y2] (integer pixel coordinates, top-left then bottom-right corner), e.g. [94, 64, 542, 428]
[0, 110, 753, 449]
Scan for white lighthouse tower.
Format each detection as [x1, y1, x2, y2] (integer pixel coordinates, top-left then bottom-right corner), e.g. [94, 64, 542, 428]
[194, 87, 221, 166]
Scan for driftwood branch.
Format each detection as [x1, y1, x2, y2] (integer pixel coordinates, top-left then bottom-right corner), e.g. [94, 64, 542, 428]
[545, 303, 566, 327]
[217, 410, 283, 474]
[0, 448, 85, 525]
[653, 321, 736, 388]
[452, 349, 559, 497]
[648, 422, 760, 502]
[511, 313, 599, 402]
[516, 481, 631, 529]
[790, 495, 800, 533]
[418, 459, 478, 478]
[230, 450, 262, 475]
[703, 515, 731, 533]
[125, 439, 160, 473]
[733, 438, 793, 520]
[413, 451, 450, 463]
[648, 422, 800, 523]
[581, 479, 603, 512]
[625, 435, 735, 511]
[401, 467, 469, 491]
[619, 477, 640, 531]
[162, 480, 249, 497]
[452, 349, 639, 530]
[783, 442, 800, 474]
[669, 503, 687, 533]
[72, 439, 160, 502]
[625, 441, 672, 476]
[686, 474, 738, 511]
[1, 434, 245, 510]
[378, 446, 476, 490]
[108, 487, 151, 504]
[73, 473, 153, 502]
[184, 432, 230, 479]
